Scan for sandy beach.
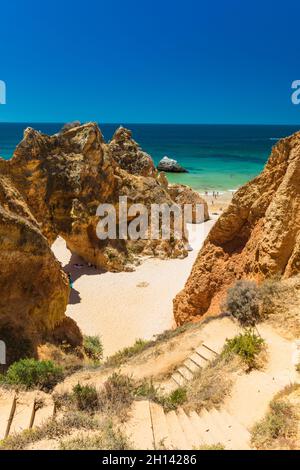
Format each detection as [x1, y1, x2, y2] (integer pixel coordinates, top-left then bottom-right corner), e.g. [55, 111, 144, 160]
[52, 215, 219, 358]
[201, 190, 234, 214]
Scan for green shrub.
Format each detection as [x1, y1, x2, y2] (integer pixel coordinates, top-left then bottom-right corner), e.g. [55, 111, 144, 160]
[83, 335, 103, 362]
[0, 359, 63, 390]
[222, 329, 264, 370]
[223, 280, 261, 327]
[161, 387, 187, 411]
[251, 400, 297, 449]
[134, 379, 187, 411]
[72, 383, 99, 411]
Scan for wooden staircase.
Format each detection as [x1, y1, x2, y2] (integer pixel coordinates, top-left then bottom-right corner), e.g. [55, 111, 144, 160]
[125, 400, 251, 450]
[160, 341, 220, 395]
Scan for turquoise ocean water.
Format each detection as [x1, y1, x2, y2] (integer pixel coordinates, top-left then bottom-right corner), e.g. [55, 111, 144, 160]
[0, 123, 299, 192]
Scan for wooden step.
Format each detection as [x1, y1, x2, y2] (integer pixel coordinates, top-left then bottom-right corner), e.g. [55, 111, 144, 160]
[189, 352, 207, 369]
[189, 411, 210, 444]
[201, 408, 225, 444]
[198, 409, 224, 446]
[0, 393, 16, 439]
[177, 408, 203, 449]
[202, 343, 219, 356]
[125, 401, 154, 450]
[149, 402, 173, 450]
[165, 410, 191, 450]
[195, 346, 215, 362]
[178, 366, 193, 382]
[171, 372, 186, 388]
[184, 358, 201, 374]
[221, 410, 251, 450]
[190, 410, 218, 446]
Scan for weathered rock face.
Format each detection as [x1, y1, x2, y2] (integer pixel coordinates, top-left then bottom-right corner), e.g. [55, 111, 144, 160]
[0, 175, 78, 364]
[4, 123, 188, 272]
[109, 127, 157, 177]
[174, 132, 300, 325]
[168, 184, 209, 223]
[157, 156, 188, 173]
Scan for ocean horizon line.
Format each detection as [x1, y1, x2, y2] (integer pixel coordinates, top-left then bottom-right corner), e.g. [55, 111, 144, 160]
[1, 121, 300, 127]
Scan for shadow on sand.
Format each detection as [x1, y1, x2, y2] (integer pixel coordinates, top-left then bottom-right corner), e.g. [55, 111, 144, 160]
[61, 252, 107, 305]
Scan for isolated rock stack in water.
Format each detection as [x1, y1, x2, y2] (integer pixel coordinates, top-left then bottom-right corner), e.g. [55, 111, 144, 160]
[0, 122, 208, 361]
[174, 131, 300, 325]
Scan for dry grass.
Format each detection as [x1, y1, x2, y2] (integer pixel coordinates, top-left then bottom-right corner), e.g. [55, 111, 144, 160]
[104, 323, 199, 368]
[251, 384, 300, 450]
[183, 354, 240, 413]
[59, 421, 132, 450]
[54, 372, 135, 421]
[261, 275, 300, 339]
[196, 443, 225, 450]
[0, 411, 102, 450]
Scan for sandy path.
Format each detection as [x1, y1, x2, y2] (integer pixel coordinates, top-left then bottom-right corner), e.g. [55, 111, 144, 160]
[224, 324, 299, 428]
[52, 217, 217, 357]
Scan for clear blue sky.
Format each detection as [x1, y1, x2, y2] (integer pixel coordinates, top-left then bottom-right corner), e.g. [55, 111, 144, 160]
[1, 0, 300, 124]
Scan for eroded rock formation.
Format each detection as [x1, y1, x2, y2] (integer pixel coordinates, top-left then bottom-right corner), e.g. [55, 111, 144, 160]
[174, 131, 300, 325]
[0, 175, 80, 364]
[109, 126, 157, 177]
[168, 184, 209, 223]
[2, 123, 189, 272]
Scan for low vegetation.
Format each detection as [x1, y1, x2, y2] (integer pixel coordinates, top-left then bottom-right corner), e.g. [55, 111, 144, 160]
[196, 443, 225, 450]
[223, 280, 261, 327]
[184, 355, 237, 413]
[60, 421, 132, 450]
[222, 329, 265, 371]
[104, 323, 199, 368]
[104, 339, 151, 367]
[83, 335, 103, 362]
[251, 385, 299, 450]
[55, 372, 135, 420]
[0, 411, 102, 450]
[135, 379, 187, 411]
[0, 359, 63, 390]
[72, 384, 99, 411]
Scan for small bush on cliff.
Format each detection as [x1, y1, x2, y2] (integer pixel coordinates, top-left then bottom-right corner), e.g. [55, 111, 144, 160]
[222, 329, 265, 370]
[0, 359, 63, 390]
[223, 280, 261, 327]
[72, 383, 99, 411]
[134, 379, 187, 411]
[83, 335, 103, 362]
[99, 373, 135, 416]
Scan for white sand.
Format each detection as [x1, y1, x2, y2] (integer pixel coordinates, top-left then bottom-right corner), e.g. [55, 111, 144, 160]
[51, 216, 217, 357]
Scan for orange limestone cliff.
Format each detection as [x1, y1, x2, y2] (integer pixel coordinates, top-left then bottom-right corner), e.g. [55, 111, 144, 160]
[0, 175, 81, 364]
[173, 131, 300, 325]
